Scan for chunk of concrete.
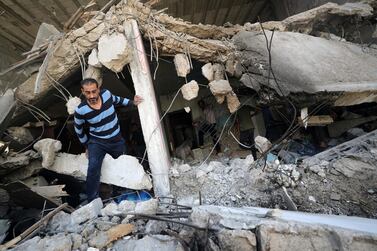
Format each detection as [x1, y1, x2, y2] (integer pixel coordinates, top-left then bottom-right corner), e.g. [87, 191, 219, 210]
[33, 138, 62, 168]
[240, 73, 261, 91]
[31, 23, 60, 51]
[226, 91, 240, 113]
[50, 153, 153, 190]
[84, 65, 102, 86]
[202, 63, 214, 81]
[117, 235, 183, 251]
[226, 60, 243, 78]
[254, 136, 272, 153]
[88, 48, 102, 67]
[118, 200, 136, 214]
[217, 229, 257, 251]
[98, 33, 132, 72]
[89, 224, 134, 249]
[101, 202, 121, 217]
[66, 96, 81, 115]
[209, 80, 232, 95]
[174, 54, 191, 77]
[71, 198, 103, 225]
[134, 199, 158, 215]
[181, 80, 199, 101]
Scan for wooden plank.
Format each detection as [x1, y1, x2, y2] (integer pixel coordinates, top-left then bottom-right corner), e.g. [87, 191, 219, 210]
[31, 185, 69, 197]
[298, 115, 334, 126]
[125, 20, 171, 197]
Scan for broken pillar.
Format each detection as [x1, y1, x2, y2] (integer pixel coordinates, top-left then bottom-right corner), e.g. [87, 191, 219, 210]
[124, 20, 171, 197]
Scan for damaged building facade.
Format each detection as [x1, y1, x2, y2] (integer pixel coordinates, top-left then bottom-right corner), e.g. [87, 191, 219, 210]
[0, 0, 377, 250]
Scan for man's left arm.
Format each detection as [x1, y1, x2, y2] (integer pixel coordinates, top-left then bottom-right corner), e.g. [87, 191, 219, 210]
[112, 94, 143, 106]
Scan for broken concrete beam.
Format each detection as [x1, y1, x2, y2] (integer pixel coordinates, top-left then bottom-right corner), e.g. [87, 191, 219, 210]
[33, 138, 62, 168]
[202, 63, 214, 81]
[257, 221, 377, 251]
[209, 79, 232, 96]
[98, 33, 132, 72]
[0, 150, 39, 175]
[173, 54, 191, 77]
[88, 48, 102, 67]
[83, 65, 103, 86]
[1, 160, 42, 183]
[50, 153, 152, 190]
[226, 91, 240, 114]
[181, 80, 199, 101]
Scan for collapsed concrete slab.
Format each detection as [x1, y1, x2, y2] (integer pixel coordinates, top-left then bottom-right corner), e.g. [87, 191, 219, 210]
[234, 30, 377, 104]
[49, 153, 152, 190]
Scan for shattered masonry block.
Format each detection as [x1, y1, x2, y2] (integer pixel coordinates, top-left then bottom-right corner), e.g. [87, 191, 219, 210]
[226, 91, 241, 114]
[217, 229, 257, 251]
[98, 33, 132, 72]
[209, 79, 233, 96]
[181, 80, 199, 101]
[66, 96, 81, 115]
[33, 138, 62, 168]
[88, 48, 102, 67]
[174, 54, 191, 77]
[202, 63, 214, 81]
[71, 198, 103, 225]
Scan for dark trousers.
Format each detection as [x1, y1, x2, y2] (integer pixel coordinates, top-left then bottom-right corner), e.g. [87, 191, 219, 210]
[87, 137, 125, 202]
[199, 123, 221, 153]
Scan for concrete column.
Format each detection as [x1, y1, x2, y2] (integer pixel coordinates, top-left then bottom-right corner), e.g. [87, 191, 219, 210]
[124, 20, 171, 197]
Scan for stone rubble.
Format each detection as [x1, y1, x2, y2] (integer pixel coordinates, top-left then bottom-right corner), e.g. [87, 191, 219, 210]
[181, 80, 199, 101]
[33, 138, 62, 168]
[173, 53, 191, 77]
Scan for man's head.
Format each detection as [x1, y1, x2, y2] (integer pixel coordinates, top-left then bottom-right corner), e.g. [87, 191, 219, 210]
[81, 78, 100, 105]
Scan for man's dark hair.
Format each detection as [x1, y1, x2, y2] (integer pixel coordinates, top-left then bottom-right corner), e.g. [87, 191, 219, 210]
[80, 78, 98, 88]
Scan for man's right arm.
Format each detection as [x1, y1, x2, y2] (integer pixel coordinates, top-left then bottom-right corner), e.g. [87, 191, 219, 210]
[74, 109, 88, 147]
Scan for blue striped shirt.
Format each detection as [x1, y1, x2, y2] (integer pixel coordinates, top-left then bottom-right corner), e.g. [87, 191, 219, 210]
[73, 89, 132, 145]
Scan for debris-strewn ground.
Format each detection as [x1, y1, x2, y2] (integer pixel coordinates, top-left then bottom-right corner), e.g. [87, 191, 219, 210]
[170, 134, 377, 219]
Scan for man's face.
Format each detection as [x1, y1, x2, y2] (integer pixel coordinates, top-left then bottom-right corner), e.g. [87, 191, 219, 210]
[81, 82, 100, 105]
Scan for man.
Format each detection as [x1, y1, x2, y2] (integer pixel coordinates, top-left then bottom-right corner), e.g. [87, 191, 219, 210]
[74, 78, 143, 202]
[196, 100, 221, 153]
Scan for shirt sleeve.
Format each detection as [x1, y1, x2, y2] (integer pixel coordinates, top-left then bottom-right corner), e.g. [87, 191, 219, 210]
[111, 93, 133, 106]
[74, 109, 88, 146]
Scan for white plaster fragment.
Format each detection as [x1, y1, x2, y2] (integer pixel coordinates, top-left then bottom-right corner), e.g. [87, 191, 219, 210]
[88, 48, 102, 67]
[202, 63, 214, 81]
[66, 96, 81, 115]
[181, 80, 199, 101]
[174, 54, 191, 77]
[33, 138, 62, 168]
[98, 33, 132, 72]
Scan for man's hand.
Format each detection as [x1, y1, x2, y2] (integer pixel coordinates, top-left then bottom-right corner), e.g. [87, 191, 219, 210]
[133, 95, 143, 106]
